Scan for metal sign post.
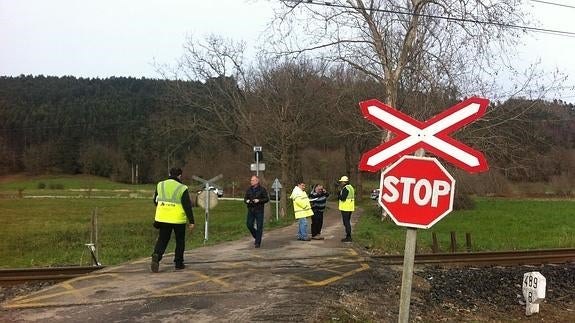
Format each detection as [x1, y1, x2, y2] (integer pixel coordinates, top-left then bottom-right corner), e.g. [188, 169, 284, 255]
[271, 178, 282, 221]
[253, 146, 262, 176]
[192, 174, 223, 244]
[358, 98, 490, 323]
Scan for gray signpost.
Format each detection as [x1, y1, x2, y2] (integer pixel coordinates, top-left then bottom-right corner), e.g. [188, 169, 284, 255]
[271, 178, 282, 221]
[253, 146, 263, 176]
[192, 174, 223, 243]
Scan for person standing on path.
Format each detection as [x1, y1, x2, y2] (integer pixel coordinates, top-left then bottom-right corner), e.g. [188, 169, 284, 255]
[309, 184, 329, 240]
[244, 175, 269, 248]
[151, 167, 195, 272]
[290, 179, 314, 241]
[337, 176, 355, 242]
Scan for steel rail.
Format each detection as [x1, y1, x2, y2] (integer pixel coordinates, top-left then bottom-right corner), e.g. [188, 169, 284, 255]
[0, 266, 105, 284]
[372, 248, 575, 266]
[0, 249, 573, 284]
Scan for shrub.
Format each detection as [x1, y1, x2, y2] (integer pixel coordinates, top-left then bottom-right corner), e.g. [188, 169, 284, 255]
[37, 182, 46, 189]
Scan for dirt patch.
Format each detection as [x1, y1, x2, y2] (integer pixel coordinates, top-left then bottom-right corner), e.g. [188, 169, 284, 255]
[0, 174, 27, 185]
[310, 259, 574, 322]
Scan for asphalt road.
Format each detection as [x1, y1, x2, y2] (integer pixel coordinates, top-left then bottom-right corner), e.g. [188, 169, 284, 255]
[1, 204, 370, 322]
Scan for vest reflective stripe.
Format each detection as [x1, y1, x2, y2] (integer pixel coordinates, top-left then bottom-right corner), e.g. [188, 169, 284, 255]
[157, 180, 186, 203]
[155, 179, 188, 224]
[292, 190, 314, 219]
[339, 184, 355, 212]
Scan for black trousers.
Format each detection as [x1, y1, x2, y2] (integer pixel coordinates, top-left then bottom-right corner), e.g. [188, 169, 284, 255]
[246, 210, 264, 245]
[341, 211, 352, 238]
[153, 222, 186, 265]
[311, 210, 324, 237]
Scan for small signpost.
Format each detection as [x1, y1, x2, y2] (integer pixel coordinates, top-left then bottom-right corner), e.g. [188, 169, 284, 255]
[253, 146, 263, 176]
[271, 178, 282, 221]
[358, 97, 490, 323]
[192, 174, 223, 243]
[523, 272, 546, 316]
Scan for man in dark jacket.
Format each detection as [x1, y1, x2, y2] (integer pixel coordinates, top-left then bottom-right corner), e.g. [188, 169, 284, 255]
[309, 184, 329, 240]
[151, 167, 195, 272]
[244, 175, 269, 248]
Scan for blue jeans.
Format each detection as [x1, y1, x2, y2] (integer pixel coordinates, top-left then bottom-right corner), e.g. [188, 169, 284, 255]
[246, 210, 264, 245]
[298, 217, 308, 239]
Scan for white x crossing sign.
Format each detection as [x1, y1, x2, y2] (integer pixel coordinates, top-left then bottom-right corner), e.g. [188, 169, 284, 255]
[358, 97, 489, 173]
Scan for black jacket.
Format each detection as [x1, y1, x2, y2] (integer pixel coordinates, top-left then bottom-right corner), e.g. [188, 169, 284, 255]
[244, 184, 269, 213]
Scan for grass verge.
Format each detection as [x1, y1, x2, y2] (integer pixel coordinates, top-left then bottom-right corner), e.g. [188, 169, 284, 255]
[355, 197, 575, 254]
[0, 198, 293, 268]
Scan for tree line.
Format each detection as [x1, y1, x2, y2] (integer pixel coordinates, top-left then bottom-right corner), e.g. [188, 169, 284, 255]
[0, 73, 573, 196]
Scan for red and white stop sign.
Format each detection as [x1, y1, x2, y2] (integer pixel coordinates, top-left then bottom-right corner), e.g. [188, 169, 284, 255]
[379, 155, 455, 229]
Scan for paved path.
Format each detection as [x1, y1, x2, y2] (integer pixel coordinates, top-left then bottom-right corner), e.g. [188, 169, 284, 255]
[2, 204, 369, 322]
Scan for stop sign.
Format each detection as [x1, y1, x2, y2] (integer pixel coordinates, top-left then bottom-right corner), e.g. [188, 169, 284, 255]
[379, 155, 455, 229]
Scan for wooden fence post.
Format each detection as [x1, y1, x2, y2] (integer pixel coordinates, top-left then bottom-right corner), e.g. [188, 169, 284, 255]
[450, 231, 457, 253]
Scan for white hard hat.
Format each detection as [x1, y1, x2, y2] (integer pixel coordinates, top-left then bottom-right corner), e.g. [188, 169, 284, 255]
[338, 176, 349, 182]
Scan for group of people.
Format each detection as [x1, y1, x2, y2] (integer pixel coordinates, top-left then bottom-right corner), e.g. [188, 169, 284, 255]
[149, 169, 355, 272]
[247, 175, 354, 245]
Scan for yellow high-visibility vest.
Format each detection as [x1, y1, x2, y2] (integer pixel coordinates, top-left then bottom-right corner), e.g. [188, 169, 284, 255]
[338, 184, 355, 212]
[290, 187, 314, 219]
[154, 179, 188, 224]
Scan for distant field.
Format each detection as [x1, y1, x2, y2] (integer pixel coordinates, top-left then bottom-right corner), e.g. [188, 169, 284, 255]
[355, 197, 575, 253]
[0, 174, 154, 199]
[0, 175, 294, 268]
[1, 175, 573, 268]
[0, 198, 292, 269]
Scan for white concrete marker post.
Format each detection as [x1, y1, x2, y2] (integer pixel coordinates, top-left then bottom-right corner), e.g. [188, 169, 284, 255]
[271, 178, 282, 222]
[523, 272, 546, 316]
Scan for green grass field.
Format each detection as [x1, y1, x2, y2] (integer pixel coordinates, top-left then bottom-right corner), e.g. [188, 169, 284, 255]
[0, 174, 154, 199]
[0, 197, 292, 269]
[355, 198, 575, 254]
[1, 175, 573, 268]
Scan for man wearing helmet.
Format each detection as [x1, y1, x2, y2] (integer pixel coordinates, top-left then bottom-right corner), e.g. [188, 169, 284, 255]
[337, 175, 355, 242]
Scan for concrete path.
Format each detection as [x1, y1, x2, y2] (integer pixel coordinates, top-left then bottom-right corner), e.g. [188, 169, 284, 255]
[2, 204, 369, 322]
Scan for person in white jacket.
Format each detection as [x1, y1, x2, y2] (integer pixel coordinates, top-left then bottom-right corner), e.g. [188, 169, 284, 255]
[290, 179, 314, 241]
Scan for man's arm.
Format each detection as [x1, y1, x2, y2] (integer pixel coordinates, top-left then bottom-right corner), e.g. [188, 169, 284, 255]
[180, 189, 195, 224]
[153, 189, 158, 206]
[244, 188, 251, 204]
[259, 187, 269, 204]
[339, 187, 349, 201]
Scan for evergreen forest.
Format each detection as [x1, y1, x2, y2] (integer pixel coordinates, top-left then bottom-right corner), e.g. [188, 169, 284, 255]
[0, 74, 573, 196]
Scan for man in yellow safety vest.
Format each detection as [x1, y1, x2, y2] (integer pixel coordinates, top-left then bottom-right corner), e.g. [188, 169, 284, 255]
[290, 179, 314, 241]
[150, 167, 195, 272]
[338, 175, 355, 242]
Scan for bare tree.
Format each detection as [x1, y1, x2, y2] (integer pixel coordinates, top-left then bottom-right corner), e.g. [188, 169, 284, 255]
[158, 35, 337, 212]
[249, 58, 332, 182]
[158, 35, 254, 146]
[270, 0, 528, 108]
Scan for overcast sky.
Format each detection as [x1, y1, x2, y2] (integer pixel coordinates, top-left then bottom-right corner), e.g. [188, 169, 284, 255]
[1, 0, 574, 102]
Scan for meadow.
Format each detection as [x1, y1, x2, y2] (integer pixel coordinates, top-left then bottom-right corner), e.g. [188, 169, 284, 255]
[0, 175, 573, 268]
[0, 197, 296, 269]
[355, 198, 575, 254]
[0, 175, 294, 268]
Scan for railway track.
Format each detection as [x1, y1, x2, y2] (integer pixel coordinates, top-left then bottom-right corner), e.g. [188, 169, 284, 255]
[373, 248, 575, 266]
[0, 266, 105, 285]
[0, 249, 573, 284]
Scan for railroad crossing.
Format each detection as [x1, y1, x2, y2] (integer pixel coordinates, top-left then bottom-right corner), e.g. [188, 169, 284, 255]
[1, 206, 369, 322]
